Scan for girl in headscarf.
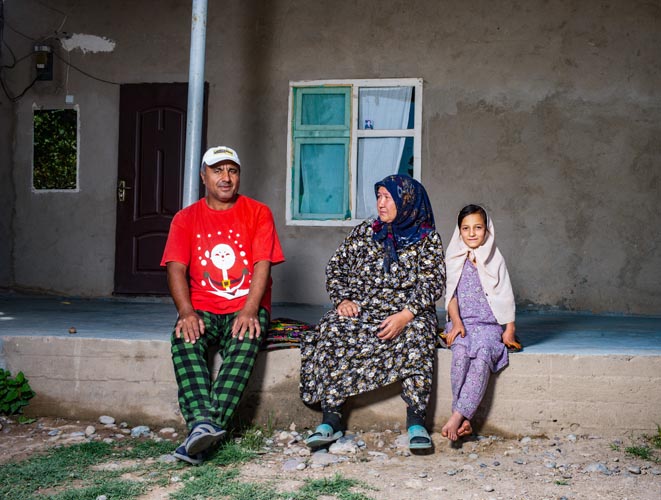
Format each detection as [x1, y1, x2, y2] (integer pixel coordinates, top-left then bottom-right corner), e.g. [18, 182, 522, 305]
[300, 175, 446, 450]
[441, 204, 519, 441]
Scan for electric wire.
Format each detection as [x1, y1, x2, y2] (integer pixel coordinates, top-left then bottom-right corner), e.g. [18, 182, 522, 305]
[1, 6, 119, 100]
[4, 20, 38, 42]
[2, 40, 34, 69]
[52, 50, 120, 86]
[0, 30, 121, 102]
[0, 73, 38, 102]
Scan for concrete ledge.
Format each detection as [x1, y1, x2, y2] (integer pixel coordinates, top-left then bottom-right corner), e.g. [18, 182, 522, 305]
[2, 335, 660, 437]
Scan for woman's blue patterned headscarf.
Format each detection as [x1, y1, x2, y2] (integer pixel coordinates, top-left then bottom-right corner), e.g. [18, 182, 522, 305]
[372, 174, 436, 273]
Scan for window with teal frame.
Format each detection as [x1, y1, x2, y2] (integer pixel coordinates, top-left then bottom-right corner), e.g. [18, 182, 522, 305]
[292, 86, 351, 220]
[287, 78, 422, 225]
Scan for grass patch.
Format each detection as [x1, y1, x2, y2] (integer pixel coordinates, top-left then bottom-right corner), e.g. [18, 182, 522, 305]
[0, 441, 115, 499]
[170, 467, 279, 500]
[115, 438, 177, 459]
[170, 470, 375, 500]
[237, 426, 266, 451]
[622, 426, 661, 463]
[0, 427, 377, 500]
[0, 439, 181, 500]
[295, 474, 375, 500]
[651, 425, 661, 449]
[43, 479, 148, 500]
[625, 445, 654, 461]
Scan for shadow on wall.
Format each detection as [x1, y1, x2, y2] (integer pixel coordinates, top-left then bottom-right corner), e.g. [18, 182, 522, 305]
[515, 314, 578, 348]
[234, 1, 276, 198]
[514, 311, 661, 349]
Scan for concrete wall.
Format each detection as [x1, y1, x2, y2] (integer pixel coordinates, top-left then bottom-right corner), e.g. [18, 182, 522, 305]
[0, 0, 14, 287]
[3, 335, 660, 437]
[1, 0, 660, 313]
[0, 95, 14, 287]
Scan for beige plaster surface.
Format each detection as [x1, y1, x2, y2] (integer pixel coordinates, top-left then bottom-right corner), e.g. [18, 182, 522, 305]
[3, 335, 659, 437]
[1, 0, 659, 314]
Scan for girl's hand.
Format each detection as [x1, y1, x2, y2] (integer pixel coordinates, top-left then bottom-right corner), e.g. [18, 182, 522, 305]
[377, 309, 414, 340]
[502, 322, 520, 349]
[337, 299, 360, 317]
[445, 321, 465, 347]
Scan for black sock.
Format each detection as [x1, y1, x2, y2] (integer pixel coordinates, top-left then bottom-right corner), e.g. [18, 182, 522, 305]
[406, 406, 426, 428]
[321, 406, 343, 432]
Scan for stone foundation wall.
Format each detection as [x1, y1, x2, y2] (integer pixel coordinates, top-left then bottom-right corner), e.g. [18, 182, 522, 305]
[2, 336, 659, 437]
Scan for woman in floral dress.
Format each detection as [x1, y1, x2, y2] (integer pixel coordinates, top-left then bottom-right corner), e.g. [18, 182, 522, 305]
[300, 175, 446, 450]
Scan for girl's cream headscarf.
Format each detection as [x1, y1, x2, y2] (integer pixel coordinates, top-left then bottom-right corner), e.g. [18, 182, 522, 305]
[444, 209, 515, 324]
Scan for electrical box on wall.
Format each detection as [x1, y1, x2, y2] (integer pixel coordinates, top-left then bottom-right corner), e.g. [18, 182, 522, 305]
[34, 45, 53, 81]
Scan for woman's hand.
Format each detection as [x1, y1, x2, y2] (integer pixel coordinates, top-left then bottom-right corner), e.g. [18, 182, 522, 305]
[337, 299, 360, 317]
[502, 322, 520, 349]
[377, 309, 414, 340]
[445, 321, 465, 347]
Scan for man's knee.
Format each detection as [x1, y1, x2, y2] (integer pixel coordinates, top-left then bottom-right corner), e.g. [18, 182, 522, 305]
[224, 337, 261, 362]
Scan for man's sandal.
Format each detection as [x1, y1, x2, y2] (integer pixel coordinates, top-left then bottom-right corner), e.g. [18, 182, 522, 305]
[185, 422, 226, 456]
[408, 425, 432, 450]
[173, 443, 205, 465]
[304, 423, 343, 448]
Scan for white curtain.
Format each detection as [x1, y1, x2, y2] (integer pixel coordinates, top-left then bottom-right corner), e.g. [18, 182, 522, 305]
[356, 87, 412, 219]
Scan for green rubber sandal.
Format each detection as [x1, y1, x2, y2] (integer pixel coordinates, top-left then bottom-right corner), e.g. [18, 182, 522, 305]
[304, 423, 343, 448]
[408, 424, 432, 450]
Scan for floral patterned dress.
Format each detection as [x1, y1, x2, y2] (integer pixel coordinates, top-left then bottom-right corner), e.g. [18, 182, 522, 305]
[300, 219, 446, 414]
[445, 259, 508, 419]
[446, 259, 508, 373]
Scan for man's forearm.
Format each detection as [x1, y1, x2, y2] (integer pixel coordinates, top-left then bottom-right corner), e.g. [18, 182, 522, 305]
[242, 260, 271, 313]
[167, 262, 195, 316]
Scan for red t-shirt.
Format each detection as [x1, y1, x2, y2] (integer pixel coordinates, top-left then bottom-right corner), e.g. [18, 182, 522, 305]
[161, 196, 285, 315]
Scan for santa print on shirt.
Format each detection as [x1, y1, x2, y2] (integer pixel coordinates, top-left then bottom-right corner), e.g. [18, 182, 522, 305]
[161, 196, 284, 315]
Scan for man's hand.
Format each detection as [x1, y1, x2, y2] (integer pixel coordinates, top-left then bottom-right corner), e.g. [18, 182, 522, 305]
[377, 309, 414, 340]
[175, 309, 205, 344]
[232, 309, 261, 341]
[337, 299, 360, 317]
[167, 262, 205, 344]
[229, 260, 271, 341]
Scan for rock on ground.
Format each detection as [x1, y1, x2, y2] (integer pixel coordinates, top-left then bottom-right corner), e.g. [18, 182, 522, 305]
[1, 417, 660, 500]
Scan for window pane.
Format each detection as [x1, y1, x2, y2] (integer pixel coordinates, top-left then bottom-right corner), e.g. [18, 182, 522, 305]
[298, 142, 348, 217]
[397, 137, 414, 177]
[356, 137, 411, 219]
[358, 87, 413, 130]
[301, 93, 346, 126]
[288, 79, 421, 224]
[33, 109, 78, 190]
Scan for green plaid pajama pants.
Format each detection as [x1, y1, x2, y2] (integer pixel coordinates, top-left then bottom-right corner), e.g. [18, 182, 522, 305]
[171, 308, 269, 431]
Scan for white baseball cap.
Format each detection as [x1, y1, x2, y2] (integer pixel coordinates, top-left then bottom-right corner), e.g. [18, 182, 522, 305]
[201, 146, 241, 168]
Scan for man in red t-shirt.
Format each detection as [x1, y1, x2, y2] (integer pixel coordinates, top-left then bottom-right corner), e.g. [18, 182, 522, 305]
[161, 146, 284, 464]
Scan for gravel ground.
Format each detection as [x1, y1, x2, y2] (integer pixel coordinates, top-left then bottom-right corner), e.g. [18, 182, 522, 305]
[2, 416, 660, 499]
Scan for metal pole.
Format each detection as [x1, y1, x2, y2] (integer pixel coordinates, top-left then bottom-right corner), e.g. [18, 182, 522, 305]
[182, 0, 208, 207]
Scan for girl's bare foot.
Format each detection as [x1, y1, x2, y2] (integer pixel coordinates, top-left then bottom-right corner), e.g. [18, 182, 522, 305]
[441, 411, 464, 441]
[457, 419, 472, 437]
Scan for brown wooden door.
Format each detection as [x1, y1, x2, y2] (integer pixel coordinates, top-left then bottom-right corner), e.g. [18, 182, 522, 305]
[114, 83, 207, 295]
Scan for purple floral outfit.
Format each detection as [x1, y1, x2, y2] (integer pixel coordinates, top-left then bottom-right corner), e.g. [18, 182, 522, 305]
[446, 259, 508, 419]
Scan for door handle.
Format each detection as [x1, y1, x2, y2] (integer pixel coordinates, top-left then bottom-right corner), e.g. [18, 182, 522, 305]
[117, 179, 133, 202]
